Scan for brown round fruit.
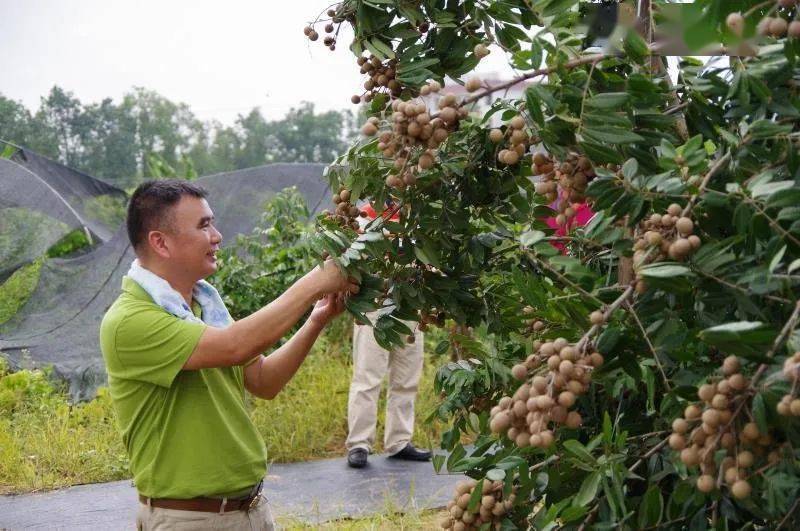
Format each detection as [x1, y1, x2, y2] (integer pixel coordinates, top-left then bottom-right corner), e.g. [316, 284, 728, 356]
[723, 355, 740, 375]
[770, 17, 788, 37]
[696, 474, 715, 493]
[669, 433, 686, 450]
[731, 480, 751, 499]
[726, 13, 745, 37]
[465, 77, 482, 92]
[511, 364, 528, 381]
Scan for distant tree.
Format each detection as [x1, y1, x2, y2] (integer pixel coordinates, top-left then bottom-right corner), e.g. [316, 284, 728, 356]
[35, 86, 83, 167]
[264, 102, 351, 163]
[79, 98, 138, 185]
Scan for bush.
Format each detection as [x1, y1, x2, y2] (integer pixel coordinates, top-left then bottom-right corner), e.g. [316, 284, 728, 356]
[212, 187, 316, 321]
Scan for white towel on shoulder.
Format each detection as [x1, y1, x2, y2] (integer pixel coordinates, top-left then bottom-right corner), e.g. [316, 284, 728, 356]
[126, 259, 232, 327]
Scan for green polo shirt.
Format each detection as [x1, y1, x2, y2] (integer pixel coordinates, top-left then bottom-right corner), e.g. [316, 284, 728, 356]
[99, 276, 267, 499]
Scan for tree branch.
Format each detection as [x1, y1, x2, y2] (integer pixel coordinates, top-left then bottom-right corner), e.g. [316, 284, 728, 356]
[625, 301, 672, 391]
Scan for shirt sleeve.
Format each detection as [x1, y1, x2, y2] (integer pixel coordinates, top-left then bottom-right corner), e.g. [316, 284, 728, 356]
[110, 307, 207, 388]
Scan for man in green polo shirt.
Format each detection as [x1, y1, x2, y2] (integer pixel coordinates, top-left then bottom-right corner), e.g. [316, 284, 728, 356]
[100, 180, 356, 530]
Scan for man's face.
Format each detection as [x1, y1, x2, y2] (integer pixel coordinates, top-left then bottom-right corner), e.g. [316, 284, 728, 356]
[159, 196, 223, 280]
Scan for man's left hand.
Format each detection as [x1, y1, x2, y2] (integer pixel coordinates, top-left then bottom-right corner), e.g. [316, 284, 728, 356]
[309, 293, 346, 327]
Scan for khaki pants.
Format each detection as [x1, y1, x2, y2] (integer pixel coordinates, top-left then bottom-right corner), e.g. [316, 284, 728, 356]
[346, 318, 424, 455]
[136, 494, 275, 531]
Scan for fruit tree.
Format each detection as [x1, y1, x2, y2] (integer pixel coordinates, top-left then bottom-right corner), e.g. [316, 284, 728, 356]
[306, 0, 800, 528]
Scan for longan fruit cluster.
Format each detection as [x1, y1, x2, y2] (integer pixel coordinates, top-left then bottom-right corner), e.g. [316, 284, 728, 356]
[323, 187, 362, 230]
[777, 351, 800, 416]
[362, 92, 464, 192]
[351, 56, 401, 104]
[303, 7, 350, 50]
[417, 310, 446, 332]
[726, 3, 800, 39]
[489, 338, 603, 449]
[521, 305, 547, 335]
[634, 204, 701, 263]
[440, 478, 515, 530]
[669, 356, 777, 500]
[532, 153, 595, 227]
[488, 115, 531, 166]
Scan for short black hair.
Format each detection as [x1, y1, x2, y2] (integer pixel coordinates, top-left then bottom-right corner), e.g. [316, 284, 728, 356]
[126, 179, 208, 249]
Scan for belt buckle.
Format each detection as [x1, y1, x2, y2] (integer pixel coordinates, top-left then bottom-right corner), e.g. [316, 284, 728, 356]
[247, 493, 261, 512]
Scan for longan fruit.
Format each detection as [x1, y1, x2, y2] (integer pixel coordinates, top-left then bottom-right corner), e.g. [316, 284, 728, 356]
[723, 355, 740, 376]
[697, 474, 715, 493]
[737, 451, 754, 468]
[669, 433, 686, 450]
[698, 384, 715, 402]
[511, 364, 528, 381]
[489, 129, 504, 143]
[560, 346, 577, 361]
[702, 409, 721, 427]
[676, 217, 694, 236]
[685, 404, 702, 420]
[465, 77, 482, 92]
[731, 480, 751, 499]
[589, 311, 605, 325]
[558, 391, 576, 408]
[681, 447, 700, 466]
[565, 411, 582, 429]
[726, 12, 745, 37]
[672, 418, 689, 434]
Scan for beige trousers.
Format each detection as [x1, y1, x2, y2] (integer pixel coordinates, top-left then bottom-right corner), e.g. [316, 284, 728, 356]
[346, 318, 424, 455]
[136, 494, 275, 531]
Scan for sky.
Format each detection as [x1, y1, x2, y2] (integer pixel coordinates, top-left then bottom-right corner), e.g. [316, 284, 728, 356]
[0, 0, 512, 124]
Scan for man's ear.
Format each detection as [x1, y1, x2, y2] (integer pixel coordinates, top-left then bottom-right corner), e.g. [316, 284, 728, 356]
[147, 230, 171, 259]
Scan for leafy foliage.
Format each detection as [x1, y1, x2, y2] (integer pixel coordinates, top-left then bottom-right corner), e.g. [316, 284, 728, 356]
[211, 187, 316, 322]
[306, 0, 800, 528]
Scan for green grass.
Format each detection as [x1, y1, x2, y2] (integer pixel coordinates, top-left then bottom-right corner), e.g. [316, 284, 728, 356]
[277, 507, 447, 529]
[0, 259, 42, 325]
[0, 319, 446, 495]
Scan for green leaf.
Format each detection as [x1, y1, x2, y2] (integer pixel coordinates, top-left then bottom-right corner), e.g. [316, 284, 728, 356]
[699, 322, 776, 357]
[748, 120, 793, 139]
[579, 141, 624, 164]
[368, 37, 395, 59]
[583, 127, 645, 145]
[769, 245, 787, 274]
[520, 230, 546, 247]
[639, 263, 693, 278]
[624, 30, 649, 62]
[621, 158, 638, 179]
[574, 472, 601, 507]
[486, 468, 506, 481]
[586, 92, 630, 109]
[563, 439, 596, 466]
[752, 393, 769, 435]
[525, 86, 545, 127]
[435, 340, 450, 355]
[467, 478, 484, 513]
[638, 485, 664, 528]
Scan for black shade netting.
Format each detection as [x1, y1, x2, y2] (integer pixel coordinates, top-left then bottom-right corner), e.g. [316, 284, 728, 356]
[0, 148, 127, 279]
[1, 161, 330, 401]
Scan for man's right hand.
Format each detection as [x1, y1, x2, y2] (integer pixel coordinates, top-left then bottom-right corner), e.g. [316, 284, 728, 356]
[309, 259, 360, 297]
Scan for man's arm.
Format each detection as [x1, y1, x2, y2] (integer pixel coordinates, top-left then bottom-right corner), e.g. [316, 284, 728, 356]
[183, 262, 355, 370]
[244, 292, 345, 399]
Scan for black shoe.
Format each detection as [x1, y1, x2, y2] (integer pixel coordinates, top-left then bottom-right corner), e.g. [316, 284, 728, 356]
[347, 448, 368, 468]
[388, 443, 432, 461]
